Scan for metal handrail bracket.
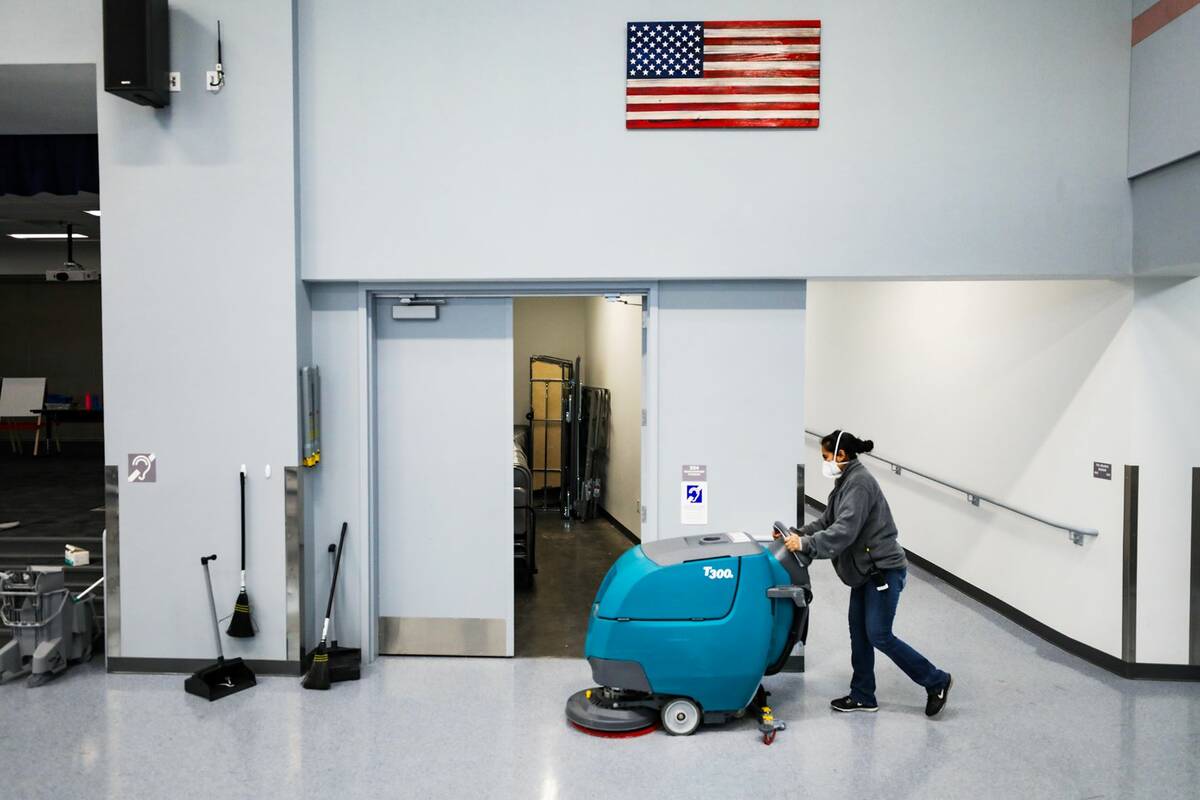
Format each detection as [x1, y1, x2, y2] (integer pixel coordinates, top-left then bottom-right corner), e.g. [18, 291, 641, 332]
[804, 429, 1099, 546]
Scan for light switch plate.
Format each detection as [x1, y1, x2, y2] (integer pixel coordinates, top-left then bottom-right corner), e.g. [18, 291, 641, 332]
[168, 72, 181, 91]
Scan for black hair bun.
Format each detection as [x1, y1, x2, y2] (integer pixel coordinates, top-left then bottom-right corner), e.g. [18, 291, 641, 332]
[858, 439, 875, 454]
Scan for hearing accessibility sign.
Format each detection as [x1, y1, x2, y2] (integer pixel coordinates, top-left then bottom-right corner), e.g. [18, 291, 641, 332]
[127, 453, 157, 483]
[681, 464, 707, 525]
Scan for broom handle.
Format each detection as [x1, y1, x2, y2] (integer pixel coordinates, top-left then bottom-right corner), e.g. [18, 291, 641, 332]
[239, 469, 247, 584]
[324, 523, 349, 625]
[201, 555, 224, 661]
[327, 544, 338, 641]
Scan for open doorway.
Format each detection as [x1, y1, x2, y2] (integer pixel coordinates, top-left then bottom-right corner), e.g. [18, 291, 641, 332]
[367, 286, 652, 660]
[0, 63, 105, 655]
[512, 296, 643, 657]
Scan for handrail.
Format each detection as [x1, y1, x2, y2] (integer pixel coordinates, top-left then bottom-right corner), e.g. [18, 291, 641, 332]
[803, 429, 1099, 546]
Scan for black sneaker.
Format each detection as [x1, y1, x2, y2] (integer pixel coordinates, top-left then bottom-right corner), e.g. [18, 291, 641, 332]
[925, 674, 953, 717]
[830, 695, 878, 713]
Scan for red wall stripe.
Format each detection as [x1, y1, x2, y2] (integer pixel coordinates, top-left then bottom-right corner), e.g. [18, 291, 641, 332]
[1132, 0, 1200, 45]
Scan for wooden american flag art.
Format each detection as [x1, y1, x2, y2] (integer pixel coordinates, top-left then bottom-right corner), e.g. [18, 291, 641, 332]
[625, 20, 821, 129]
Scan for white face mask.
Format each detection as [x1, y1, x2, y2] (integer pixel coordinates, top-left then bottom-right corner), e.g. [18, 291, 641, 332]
[821, 431, 847, 480]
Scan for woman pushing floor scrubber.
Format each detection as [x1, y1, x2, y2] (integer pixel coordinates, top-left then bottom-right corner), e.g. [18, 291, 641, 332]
[778, 429, 953, 717]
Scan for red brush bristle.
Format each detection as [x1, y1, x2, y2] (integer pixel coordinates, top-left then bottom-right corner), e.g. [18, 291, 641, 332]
[569, 721, 658, 739]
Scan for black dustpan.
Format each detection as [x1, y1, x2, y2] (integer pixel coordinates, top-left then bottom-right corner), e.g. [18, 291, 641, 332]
[185, 656, 257, 701]
[325, 536, 361, 682]
[327, 641, 361, 682]
[303, 526, 360, 689]
[185, 554, 257, 701]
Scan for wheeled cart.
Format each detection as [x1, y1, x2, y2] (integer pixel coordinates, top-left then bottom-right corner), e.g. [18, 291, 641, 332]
[0, 567, 97, 687]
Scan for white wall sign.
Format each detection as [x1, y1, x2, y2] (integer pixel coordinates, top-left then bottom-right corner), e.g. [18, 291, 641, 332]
[680, 464, 707, 525]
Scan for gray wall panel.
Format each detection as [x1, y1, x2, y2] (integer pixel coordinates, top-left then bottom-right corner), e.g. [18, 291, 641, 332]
[1129, 7, 1200, 176]
[1131, 151, 1200, 273]
[655, 281, 805, 540]
[297, 1, 1132, 280]
[97, 1, 299, 661]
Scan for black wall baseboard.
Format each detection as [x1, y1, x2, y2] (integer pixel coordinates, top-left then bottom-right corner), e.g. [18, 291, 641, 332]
[802, 496, 1200, 682]
[108, 657, 302, 677]
[600, 507, 640, 545]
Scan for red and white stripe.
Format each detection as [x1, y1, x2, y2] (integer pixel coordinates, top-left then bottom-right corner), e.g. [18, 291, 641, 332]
[627, 20, 821, 129]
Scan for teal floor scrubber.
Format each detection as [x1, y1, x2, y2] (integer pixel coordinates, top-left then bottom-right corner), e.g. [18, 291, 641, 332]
[566, 523, 811, 741]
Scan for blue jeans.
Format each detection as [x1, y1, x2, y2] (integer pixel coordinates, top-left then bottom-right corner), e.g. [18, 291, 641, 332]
[848, 568, 948, 706]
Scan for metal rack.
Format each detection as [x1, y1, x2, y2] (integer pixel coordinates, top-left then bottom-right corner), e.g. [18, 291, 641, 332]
[529, 356, 574, 514]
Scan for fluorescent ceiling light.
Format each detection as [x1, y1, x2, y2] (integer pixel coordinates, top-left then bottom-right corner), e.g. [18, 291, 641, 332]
[84, 210, 101, 217]
[7, 233, 89, 240]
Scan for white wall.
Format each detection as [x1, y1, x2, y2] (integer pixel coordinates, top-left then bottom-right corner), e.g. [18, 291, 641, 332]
[655, 281, 805, 541]
[298, 0, 1132, 281]
[512, 297, 587, 425]
[98, 1, 300, 662]
[583, 296, 643, 535]
[1127, 277, 1200, 662]
[805, 278, 1200, 664]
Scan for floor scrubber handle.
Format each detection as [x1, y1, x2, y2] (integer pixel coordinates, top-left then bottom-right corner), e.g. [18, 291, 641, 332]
[771, 521, 814, 568]
[200, 554, 224, 662]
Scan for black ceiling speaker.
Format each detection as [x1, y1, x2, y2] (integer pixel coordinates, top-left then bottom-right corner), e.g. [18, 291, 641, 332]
[103, 0, 170, 108]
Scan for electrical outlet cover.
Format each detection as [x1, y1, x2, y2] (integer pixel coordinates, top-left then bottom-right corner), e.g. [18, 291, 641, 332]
[206, 71, 222, 92]
[169, 72, 181, 91]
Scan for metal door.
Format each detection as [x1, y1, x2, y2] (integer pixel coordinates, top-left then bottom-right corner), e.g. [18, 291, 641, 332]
[374, 297, 513, 656]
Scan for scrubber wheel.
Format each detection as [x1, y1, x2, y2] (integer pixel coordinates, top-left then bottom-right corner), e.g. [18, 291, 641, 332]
[661, 697, 701, 736]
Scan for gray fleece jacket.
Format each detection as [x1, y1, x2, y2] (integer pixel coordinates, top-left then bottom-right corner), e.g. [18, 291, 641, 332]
[799, 459, 907, 588]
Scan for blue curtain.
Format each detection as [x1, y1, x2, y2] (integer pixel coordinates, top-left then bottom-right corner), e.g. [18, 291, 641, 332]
[0, 134, 99, 196]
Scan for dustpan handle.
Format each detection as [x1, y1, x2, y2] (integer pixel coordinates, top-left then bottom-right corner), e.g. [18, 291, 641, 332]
[201, 555, 224, 661]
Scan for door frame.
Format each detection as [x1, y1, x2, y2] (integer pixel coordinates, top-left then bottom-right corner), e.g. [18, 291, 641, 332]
[356, 282, 660, 661]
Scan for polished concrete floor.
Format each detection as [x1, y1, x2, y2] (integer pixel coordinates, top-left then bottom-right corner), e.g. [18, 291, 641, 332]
[3, 526, 1199, 798]
[515, 511, 634, 657]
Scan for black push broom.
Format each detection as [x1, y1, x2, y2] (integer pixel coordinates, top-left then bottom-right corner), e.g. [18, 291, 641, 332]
[324, 534, 361, 683]
[226, 467, 255, 637]
[303, 521, 349, 690]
